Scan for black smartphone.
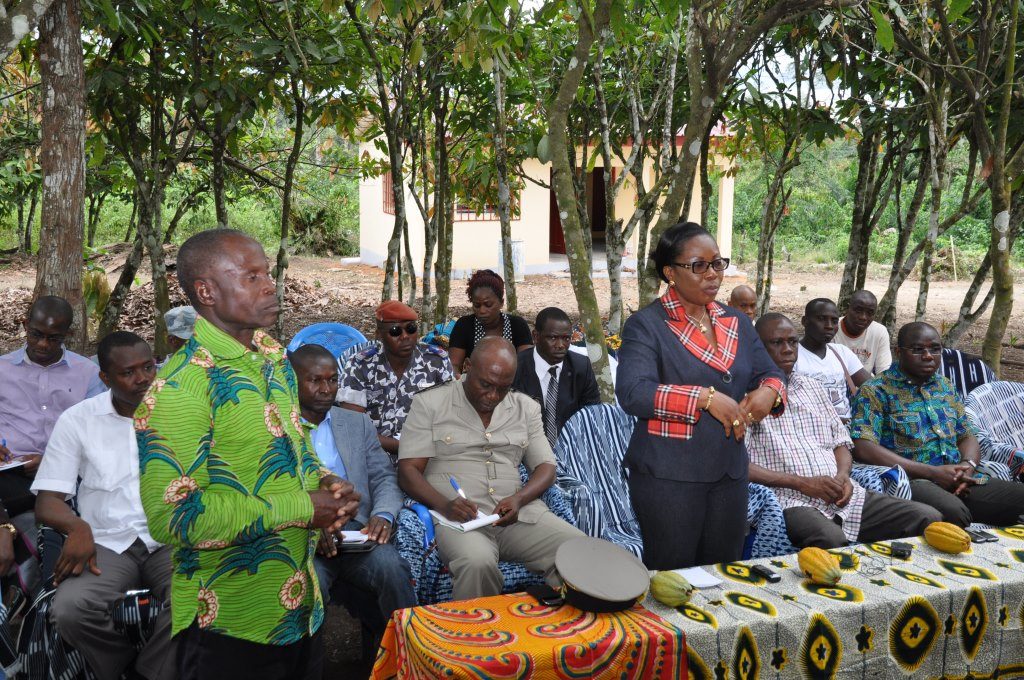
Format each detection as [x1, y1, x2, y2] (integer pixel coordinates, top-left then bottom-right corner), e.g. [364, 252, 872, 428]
[526, 584, 564, 607]
[890, 542, 914, 559]
[966, 528, 998, 543]
[751, 564, 781, 583]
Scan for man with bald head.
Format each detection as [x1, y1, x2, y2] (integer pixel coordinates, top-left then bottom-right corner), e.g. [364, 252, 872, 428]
[727, 285, 757, 322]
[851, 321, 1024, 527]
[398, 336, 584, 600]
[0, 296, 103, 527]
[136, 228, 359, 680]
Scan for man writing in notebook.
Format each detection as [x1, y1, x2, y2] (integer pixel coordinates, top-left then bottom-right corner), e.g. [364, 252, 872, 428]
[397, 337, 583, 600]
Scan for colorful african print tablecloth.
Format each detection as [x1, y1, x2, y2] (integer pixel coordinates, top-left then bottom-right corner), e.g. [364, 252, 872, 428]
[645, 526, 1024, 679]
[371, 593, 688, 679]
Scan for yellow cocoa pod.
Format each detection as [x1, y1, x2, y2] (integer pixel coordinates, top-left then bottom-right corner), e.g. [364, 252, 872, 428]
[650, 571, 694, 607]
[797, 547, 841, 585]
[924, 521, 971, 554]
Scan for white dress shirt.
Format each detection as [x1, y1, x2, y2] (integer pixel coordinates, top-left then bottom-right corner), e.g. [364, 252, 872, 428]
[533, 348, 563, 406]
[32, 390, 160, 554]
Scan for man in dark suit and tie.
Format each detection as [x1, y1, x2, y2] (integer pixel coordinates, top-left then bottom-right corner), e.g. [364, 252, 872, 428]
[289, 344, 416, 641]
[512, 307, 601, 446]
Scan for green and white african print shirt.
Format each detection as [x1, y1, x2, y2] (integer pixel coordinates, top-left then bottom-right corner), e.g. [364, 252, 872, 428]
[135, 317, 324, 645]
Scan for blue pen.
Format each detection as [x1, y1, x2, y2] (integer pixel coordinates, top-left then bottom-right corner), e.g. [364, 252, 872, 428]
[449, 476, 468, 500]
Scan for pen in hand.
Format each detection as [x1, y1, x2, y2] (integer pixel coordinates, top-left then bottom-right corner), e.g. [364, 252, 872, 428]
[449, 476, 468, 499]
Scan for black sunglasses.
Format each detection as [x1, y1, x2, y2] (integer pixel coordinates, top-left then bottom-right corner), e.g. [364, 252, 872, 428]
[385, 322, 418, 338]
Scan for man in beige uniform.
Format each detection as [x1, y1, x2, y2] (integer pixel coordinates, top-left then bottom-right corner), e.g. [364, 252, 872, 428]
[398, 337, 584, 600]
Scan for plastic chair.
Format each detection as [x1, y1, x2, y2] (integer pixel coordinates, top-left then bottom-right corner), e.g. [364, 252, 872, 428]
[287, 323, 367, 358]
[966, 381, 1024, 478]
[394, 468, 575, 605]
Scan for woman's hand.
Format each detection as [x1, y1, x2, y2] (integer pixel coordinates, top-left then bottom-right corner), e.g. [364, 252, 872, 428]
[738, 386, 778, 425]
[705, 389, 747, 440]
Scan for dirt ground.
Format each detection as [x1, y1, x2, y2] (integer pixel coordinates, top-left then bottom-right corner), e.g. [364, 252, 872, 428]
[1, 253, 1022, 677]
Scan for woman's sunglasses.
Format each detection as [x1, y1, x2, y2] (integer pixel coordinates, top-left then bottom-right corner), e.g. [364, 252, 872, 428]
[385, 322, 418, 338]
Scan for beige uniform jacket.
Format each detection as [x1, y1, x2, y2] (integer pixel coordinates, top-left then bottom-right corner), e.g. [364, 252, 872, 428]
[398, 378, 555, 524]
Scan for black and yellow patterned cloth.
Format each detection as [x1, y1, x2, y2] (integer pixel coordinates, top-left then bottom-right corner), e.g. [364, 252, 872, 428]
[645, 526, 1024, 679]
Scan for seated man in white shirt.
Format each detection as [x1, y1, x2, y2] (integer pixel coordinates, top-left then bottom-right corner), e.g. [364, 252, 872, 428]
[33, 331, 174, 680]
[834, 290, 892, 375]
[795, 298, 871, 421]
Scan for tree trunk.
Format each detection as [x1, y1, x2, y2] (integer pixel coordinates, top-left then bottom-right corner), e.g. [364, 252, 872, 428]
[99, 234, 143, 338]
[548, 0, 614, 402]
[401, 217, 416, 307]
[493, 61, 518, 315]
[211, 130, 229, 229]
[640, 5, 716, 305]
[979, 0, 1019, 373]
[947, 192, 1024, 346]
[877, 151, 928, 331]
[0, 0, 57, 61]
[35, 0, 86, 351]
[916, 82, 949, 321]
[24, 187, 36, 252]
[838, 126, 878, 310]
[274, 78, 305, 339]
[137, 188, 170, 354]
[86, 191, 105, 248]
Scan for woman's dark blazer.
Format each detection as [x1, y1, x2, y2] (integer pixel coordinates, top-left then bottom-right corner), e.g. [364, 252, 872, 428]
[615, 300, 784, 484]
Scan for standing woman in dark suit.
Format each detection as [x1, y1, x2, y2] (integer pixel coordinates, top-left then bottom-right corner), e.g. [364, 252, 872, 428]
[616, 222, 787, 569]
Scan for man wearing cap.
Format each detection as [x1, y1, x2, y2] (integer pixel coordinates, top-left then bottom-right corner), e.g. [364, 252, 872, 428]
[339, 301, 454, 462]
[159, 306, 197, 366]
[164, 306, 197, 353]
[398, 337, 584, 601]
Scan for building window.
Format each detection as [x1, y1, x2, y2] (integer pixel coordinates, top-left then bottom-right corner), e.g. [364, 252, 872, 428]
[382, 173, 395, 215]
[454, 194, 520, 222]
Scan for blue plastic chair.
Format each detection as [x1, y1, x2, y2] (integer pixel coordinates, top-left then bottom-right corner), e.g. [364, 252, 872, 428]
[287, 323, 367, 358]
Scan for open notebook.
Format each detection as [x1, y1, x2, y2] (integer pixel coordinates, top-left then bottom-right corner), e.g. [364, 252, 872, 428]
[429, 509, 500, 532]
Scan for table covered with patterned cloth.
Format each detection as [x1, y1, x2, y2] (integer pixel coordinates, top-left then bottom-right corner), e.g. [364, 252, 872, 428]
[645, 526, 1024, 679]
[371, 593, 688, 679]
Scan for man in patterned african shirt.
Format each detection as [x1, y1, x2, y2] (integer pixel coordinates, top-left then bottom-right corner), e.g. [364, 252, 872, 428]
[747, 314, 939, 549]
[135, 229, 360, 680]
[851, 321, 1024, 528]
[339, 300, 453, 462]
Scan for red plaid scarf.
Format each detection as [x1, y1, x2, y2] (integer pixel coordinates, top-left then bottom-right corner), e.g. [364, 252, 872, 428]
[660, 287, 738, 373]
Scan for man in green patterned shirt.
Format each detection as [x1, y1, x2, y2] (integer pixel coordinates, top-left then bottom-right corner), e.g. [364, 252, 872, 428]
[136, 229, 359, 679]
[851, 321, 1024, 528]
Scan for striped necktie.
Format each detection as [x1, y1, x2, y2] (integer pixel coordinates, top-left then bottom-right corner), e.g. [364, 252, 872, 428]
[544, 365, 559, 448]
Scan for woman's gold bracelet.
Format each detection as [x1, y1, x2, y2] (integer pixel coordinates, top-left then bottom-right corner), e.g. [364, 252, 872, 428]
[704, 386, 715, 410]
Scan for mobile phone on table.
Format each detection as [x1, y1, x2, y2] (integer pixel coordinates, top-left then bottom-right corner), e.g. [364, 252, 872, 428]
[966, 528, 998, 543]
[751, 564, 781, 583]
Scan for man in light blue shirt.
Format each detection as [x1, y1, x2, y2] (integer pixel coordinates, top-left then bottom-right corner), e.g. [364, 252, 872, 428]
[290, 344, 416, 641]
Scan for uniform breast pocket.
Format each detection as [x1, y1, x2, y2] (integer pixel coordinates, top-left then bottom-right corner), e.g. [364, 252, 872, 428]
[499, 426, 529, 450]
[433, 428, 468, 450]
[891, 412, 924, 450]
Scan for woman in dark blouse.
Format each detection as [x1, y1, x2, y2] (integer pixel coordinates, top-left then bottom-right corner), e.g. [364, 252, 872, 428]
[447, 269, 532, 374]
[616, 222, 786, 569]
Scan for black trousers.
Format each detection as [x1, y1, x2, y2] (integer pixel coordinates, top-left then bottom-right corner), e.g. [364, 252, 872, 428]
[0, 470, 35, 517]
[628, 471, 748, 570]
[177, 623, 324, 680]
[910, 478, 1024, 527]
[783, 491, 943, 549]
